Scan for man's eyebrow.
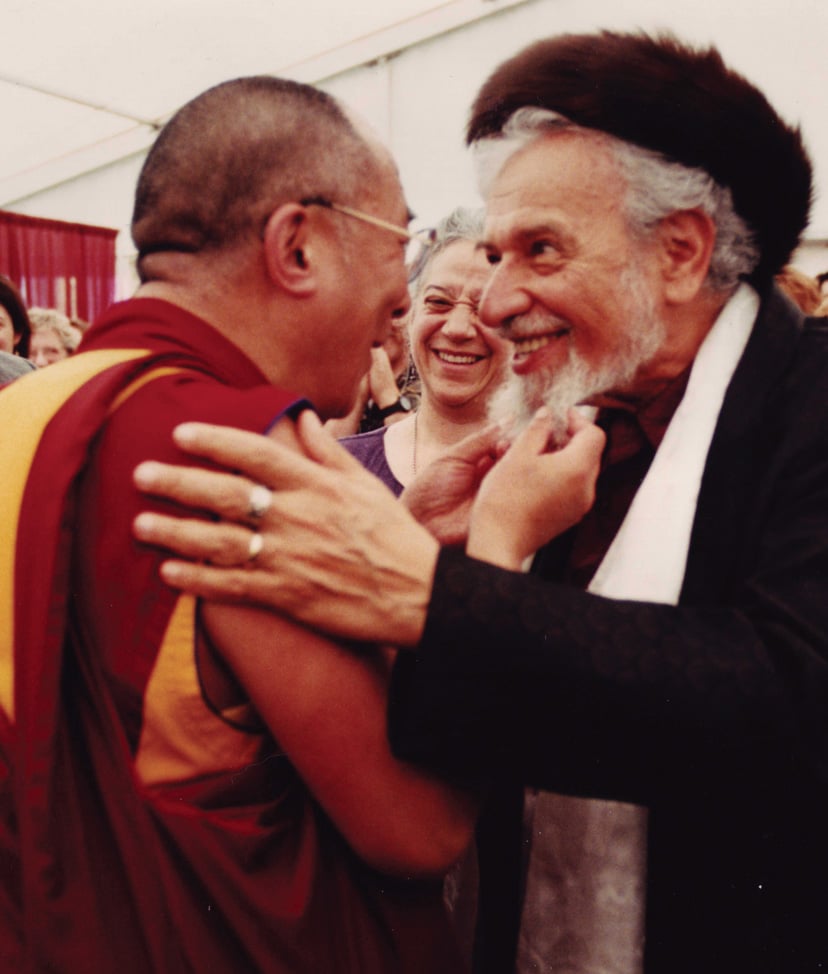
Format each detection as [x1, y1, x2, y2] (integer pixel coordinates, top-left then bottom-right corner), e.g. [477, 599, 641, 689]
[484, 219, 573, 253]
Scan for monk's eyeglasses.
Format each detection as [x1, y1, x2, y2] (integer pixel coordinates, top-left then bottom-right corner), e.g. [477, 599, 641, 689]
[300, 196, 435, 271]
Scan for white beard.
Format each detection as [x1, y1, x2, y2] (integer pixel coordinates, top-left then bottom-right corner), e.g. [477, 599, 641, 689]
[488, 265, 666, 444]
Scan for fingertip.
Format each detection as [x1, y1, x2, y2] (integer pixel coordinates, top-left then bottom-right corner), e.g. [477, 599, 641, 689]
[159, 560, 185, 586]
[132, 512, 156, 538]
[566, 406, 602, 441]
[133, 461, 161, 489]
[173, 422, 200, 447]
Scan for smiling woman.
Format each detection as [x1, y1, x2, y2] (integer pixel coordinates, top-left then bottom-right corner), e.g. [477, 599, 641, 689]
[339, 206, 510, 494]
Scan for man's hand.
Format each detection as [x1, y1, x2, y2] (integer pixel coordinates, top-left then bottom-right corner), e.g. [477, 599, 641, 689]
[401, 424, 502, 545]
[468, 408, 605, 569]
[133, 410, 439, 646]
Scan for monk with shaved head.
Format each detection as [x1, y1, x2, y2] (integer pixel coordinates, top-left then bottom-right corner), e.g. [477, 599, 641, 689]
[0, 75, 509, 972]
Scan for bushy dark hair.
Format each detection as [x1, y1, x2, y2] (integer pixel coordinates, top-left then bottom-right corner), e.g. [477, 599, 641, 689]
[467, 31, 812, 283]
[0, 274, 31, 358]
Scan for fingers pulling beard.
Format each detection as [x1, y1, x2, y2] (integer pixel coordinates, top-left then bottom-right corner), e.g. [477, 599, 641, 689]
[488, 353, 598, 446]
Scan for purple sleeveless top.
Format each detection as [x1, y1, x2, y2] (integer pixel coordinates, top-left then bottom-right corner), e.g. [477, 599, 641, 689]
[339, 426, 404, 497]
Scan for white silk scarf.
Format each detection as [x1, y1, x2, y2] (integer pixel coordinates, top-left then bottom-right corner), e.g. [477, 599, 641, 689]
[588, 283, 759, 603]
[517, 284, 759, 974]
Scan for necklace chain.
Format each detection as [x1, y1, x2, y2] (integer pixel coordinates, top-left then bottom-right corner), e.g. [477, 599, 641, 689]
[412, 412, 418, 477]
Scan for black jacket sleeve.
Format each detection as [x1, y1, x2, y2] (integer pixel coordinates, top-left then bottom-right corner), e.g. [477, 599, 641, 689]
[388, 314, 828, 808]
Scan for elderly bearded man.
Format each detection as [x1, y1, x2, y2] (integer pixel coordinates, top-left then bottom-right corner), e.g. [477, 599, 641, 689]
[133, 32, 828, 974]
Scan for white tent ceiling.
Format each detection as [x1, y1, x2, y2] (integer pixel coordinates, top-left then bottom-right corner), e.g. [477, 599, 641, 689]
[1, 0, 501, 207]
[4, 0, 828, 255]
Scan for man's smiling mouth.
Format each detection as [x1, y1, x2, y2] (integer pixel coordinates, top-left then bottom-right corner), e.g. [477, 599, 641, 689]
[511, 329, 568, 360]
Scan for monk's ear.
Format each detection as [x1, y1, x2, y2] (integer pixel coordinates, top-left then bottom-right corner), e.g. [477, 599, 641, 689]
[261, 204, 319, 297]
[656, 208, 717, 305]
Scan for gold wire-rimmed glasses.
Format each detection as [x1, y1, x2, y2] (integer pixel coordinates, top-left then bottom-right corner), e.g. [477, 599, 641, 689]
[300, 196, 435, 271]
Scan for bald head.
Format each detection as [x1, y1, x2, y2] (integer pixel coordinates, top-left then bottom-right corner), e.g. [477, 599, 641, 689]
[132, 77, 380, 281]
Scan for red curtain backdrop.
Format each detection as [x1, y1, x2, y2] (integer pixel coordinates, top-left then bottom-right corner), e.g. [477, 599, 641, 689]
[0, 209, 117, 324]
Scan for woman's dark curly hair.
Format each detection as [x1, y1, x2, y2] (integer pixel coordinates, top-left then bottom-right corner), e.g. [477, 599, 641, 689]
[0, 275, 31, 358]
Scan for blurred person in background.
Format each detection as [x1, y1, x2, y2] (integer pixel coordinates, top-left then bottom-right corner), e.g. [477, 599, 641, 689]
[28, 307, 82, 366]
[775, 264, 823, 314]
[0, 275, 31, 360]
[0, 350, 35, 384]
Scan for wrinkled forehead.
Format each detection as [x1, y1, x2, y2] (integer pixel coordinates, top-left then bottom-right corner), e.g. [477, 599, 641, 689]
[32, 329, 61, 345]
[473, 133, 529, 201]
[481, 132, 625, 236]
[474, 123, 617, 202]
[421, 239, 490, 288]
